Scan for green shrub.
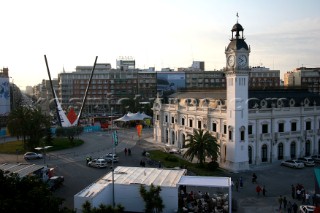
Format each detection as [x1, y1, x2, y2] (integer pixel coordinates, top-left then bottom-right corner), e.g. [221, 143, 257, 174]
[206, 161, 219, 170]
[164, 155, 179, 162]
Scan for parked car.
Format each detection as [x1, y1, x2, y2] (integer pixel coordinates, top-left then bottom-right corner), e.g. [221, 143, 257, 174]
[280, 160, 305, 169]
[102, 153, 119, 163]
[24, 152, 43, 160]
[312, 155, 320, 163]
[298, 157, 315, 167]
[87, 158, 108, 168]
[299, 205, 315, 213]
[47, 176, 64, 191]
[164, 145, 180, 154]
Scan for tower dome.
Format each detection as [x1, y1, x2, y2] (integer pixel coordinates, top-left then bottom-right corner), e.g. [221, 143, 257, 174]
[226, 22, 249, 51]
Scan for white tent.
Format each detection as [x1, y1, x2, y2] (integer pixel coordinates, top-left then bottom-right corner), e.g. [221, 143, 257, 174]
[113, 114, 132, 122]
[115, 112, 152, 122]
[140, 112, 152, 119]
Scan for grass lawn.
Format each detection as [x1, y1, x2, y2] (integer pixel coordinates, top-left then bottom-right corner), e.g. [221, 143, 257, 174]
[0, 137, 84, 154]
[148, 150, 228, 177]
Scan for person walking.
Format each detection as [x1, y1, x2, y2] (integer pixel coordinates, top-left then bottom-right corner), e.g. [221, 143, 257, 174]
[278, 195, 283, 211]
[124, 148, 128, 156]
[235, 179, 239, 192]
[262, 185, 267, 197]
[252, 173, 257, 184]
[239, 176, 243, 188]
[256, 185, 262, 196]
[292, 202, 298, 213]
[291, 184, 295, 199]
[287, 201, 292, 213]
[283, 196, 287, 209]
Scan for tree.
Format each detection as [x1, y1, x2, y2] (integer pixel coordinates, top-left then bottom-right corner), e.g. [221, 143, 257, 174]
[7, 106, 51, 150]
[45, 127, 54, 146]
[139, 184, 164, 213]
[0, 171, 73, 213]
[183, 129, 220, 166]
[81, 201, 124, 213]
[55, 126, 84, 145]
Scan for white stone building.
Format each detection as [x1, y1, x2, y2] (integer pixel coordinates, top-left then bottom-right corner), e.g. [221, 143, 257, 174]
[152, 21, 320, 172]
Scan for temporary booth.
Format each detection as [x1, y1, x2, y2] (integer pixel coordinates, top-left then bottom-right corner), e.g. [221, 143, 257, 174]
[177, 176, 232, 213]
[74, 166, 187, 212]
[74, 166, 232, 212]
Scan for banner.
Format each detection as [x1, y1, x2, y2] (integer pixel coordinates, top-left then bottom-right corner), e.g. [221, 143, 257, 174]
[0, 78, 10, 115]
[136, 124, 142, 138]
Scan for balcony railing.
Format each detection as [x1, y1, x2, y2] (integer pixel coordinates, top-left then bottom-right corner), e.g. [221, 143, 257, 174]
[260, 133, 271, 140]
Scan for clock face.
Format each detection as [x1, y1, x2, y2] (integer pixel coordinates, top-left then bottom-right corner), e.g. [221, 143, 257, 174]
[237, 55, 247, 67]
[227, 55, 235, 67]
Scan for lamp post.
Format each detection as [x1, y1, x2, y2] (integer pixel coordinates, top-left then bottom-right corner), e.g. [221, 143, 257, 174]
[111, 107, 115, 208]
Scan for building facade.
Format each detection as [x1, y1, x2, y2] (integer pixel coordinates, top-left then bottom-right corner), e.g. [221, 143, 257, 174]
[58, 63, 157, 115]
[284, 67, 320, 94]
[152, 21, 320, 172]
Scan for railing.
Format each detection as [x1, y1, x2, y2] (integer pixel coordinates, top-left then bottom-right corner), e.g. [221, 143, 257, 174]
[248, 134, 255, 138]
[211, 132, 219, 139]
[275, 131, 301, 139]
[306, 130, 314, 136]
[260, 133, 271, 140]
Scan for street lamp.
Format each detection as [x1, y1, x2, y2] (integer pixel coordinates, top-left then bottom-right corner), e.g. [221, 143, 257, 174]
[111, 107, 115, 208]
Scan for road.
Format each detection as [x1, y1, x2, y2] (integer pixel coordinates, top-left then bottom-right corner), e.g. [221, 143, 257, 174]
[0, 128, 317, 212]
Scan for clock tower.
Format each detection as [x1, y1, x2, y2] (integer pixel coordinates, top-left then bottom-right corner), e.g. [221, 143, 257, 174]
[223, 18, 250, 171]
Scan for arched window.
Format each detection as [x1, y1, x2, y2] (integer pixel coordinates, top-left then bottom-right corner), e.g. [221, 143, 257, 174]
[172, 131, 175, 145]
[290, 142, 296, 159]
[248, 146, 252, 164]
[182, 134, 186, 148]
[278, 143, 284, 160]
[165, 130, 168, 143]
[262, 144, 268, 162]
[240, 126, 245, 141]
[305, 140, 311, 156]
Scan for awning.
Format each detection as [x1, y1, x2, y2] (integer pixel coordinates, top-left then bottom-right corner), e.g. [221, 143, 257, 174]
[177, 176, 232, 187]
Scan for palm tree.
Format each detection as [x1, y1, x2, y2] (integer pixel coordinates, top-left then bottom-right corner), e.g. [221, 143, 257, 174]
[183, 129, 220, 166]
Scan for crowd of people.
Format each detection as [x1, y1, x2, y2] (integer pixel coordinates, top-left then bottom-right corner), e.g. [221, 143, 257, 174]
[178, 186, 229, 213]
[232, 173, 317, 213]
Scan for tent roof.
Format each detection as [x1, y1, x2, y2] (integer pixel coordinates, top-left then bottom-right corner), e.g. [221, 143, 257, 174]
[114, 114, 132, 122]
[114, 112, 151, 122]
[75, 166, 187, 198]
[177, 176, 231, 188]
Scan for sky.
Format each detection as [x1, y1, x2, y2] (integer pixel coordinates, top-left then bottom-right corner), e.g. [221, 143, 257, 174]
[0, 0, 319, 90]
